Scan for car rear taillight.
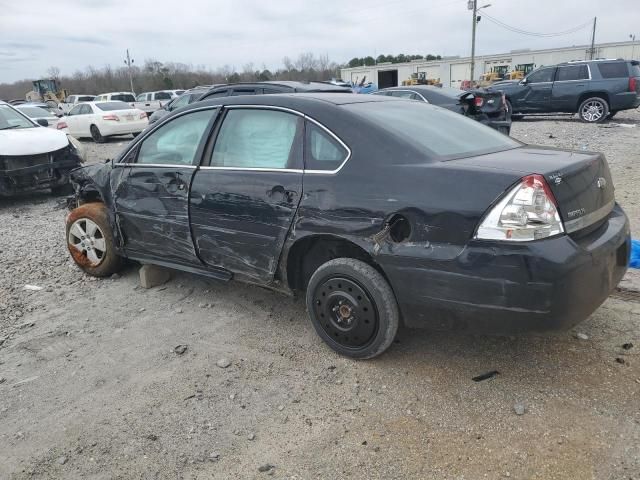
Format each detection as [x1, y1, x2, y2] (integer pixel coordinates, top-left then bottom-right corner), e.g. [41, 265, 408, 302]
[475, 174, 564, 241]
[474, 96, 484, 107]
[57, 121, 67, 130]
[102, 114, 119, 121]
[139, 112, 147, 119]
[630, 76, 637, 92]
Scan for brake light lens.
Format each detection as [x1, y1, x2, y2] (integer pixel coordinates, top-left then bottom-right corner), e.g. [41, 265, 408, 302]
[102, 114, 119, 121]
[630, 76, 637, 92]
[57, 121, 67, 130]
[474, 96, 484, 107]
[475, 174, 564, 241]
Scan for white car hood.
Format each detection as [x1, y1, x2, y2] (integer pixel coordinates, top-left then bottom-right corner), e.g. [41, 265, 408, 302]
[0, 127, 69, 156]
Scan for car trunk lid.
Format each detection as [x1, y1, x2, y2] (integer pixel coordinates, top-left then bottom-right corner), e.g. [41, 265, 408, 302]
[449, 146, 615, 234]
[459, 89, 506, 116]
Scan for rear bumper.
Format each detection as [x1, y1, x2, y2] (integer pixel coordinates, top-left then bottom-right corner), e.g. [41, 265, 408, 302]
[610, 91, 640, 111]
[381, 204, 630, 332]
[100, 119, 148, 136]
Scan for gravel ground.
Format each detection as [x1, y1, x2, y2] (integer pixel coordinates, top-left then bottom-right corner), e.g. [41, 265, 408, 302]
[1, 110, 639, 480]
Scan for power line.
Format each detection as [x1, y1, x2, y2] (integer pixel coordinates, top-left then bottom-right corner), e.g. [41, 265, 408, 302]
[481, 12, 592, 37]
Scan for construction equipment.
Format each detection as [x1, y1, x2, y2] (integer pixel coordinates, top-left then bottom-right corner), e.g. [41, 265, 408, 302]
[25, 79, 68, 108]
[477, 66, 508, 87]
[505, 64, 535, 80]
[402, 72, 441, 87]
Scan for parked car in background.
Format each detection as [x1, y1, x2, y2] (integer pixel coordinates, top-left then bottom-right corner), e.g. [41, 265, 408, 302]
[16, 104, 60, 128]
[372, 85, 512, 134]
[133, 90, 183, 116]
[56, 101, 148, 143]
[147, 86, 214, 125]
[197, 81, 353, 101]
[492, 59, 640, 122]
[0, 101, 83, 196]
[58, 94, 96, 115]
[93, 92, 137, 104]
[65, 93, 629, 359]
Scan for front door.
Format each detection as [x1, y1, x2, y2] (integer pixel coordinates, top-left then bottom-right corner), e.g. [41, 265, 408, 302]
[189, 107, 304, 282]
[519, 67, 556, 112]
[112, 107, 218, 266]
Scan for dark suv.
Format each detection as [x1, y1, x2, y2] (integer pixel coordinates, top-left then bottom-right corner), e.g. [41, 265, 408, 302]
[198, 81, 352, 101]
[493, 59, 640, 122]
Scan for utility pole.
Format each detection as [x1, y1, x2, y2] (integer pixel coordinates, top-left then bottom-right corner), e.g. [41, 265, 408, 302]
[469, 0, 477, 85]
[589, 17, 597, 59]
[124, 49, 135, 93]
[631, 34, 637, 60]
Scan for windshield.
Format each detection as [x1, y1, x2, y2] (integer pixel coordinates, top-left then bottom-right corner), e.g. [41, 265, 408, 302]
[95, 102, 133, 111]
[111, 94, 135, 102]
[17, 106, 56, 118]
[0, 104, 36, 130]
[344, 100, 520, 160]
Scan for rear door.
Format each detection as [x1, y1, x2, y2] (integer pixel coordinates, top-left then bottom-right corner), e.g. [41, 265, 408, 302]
[552, 64, 590, 111]
[189, 106, 304, 282]
[112, 107, 219, 266]
[65, 105, 83, 136]
[520, 67, 556, 111]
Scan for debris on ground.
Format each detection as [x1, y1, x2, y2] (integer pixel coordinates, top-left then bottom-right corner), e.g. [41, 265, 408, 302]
[216, 358, 231, 368]
[173, 345, 188, 355]
[513, 403, 527, 415]
[56, 456, 68, 465]
[472, 370, 500, 382]
[258, 463, 275, 472]
[23, 285, 43, 291]
[615, 357, 627, 365]
[575, 333, 589, 341]
[622, 343, 633, 350]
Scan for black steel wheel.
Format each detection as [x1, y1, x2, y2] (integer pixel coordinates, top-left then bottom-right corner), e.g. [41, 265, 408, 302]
[90, 124, 105, 143]
[306, 258, 399, 359]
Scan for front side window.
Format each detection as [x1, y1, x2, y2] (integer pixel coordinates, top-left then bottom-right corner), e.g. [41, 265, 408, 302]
[556, 65, 589, 81]
[231, 89, 256, 96]
[305, 123, 348, 171]
[390, 91, 419, 100]
[136, 94, 146, 101]
[526, 67, 555, 83]
[211, 109, 302, 169]
[136, 109, 215, 166]
[170, 95, 190, 111]
[204, 90, 229, 99]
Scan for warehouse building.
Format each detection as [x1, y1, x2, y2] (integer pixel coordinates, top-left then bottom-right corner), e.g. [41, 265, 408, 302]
[340, 41, 639, 89]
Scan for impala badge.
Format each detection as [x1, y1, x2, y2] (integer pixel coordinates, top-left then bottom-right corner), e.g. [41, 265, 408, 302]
[596, 177, 607, 189]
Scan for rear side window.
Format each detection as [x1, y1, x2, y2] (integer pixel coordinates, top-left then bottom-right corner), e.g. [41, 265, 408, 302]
[556, 65, 589, 81]
[597, 62, 629, 78]
[112, 94, 135, 102]
[155, 91, 172, 100]
[211, 109, 302, 169]
[305, 123, 349, 171]
[78, 96, 94, 102]
[231, 89, 256, 96]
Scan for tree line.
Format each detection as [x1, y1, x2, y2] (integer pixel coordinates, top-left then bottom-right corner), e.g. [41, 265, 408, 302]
[0, 53, 344, 100]
[347, 53, 443, 68]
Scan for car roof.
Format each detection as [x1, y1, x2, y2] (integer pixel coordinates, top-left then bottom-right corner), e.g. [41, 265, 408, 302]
[194, 92, 397, 110]
[206, 81, 352, 92]
[98, 92, 135, 95]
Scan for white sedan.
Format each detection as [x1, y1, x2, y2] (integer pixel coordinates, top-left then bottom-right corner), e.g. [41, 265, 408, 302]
[57, 101, 148, 143]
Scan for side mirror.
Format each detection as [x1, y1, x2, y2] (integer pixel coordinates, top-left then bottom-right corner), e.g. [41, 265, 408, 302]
[37, 118, 49, 127]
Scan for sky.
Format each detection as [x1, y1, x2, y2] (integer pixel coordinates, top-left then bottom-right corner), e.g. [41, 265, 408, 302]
[0, 0, 638, 82]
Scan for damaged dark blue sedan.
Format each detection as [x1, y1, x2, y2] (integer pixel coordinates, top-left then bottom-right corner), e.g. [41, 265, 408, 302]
[66, 94, 630, 358]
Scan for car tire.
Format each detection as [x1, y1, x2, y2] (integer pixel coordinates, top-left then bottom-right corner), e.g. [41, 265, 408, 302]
[66, 203, 124, 277]
[305, 258, 399, 359]
[578, 97, 609, 123]
[90, 125, 105, 143]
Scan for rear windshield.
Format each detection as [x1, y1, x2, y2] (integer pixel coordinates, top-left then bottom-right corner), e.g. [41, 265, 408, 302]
[344, 100, 520, 160]
[437, 87, 465, 98]
[78, 96, 95, 102]
[111, 94, 135, 102]
[597, 62, 629, 79]
[95, 102, 133, 111]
